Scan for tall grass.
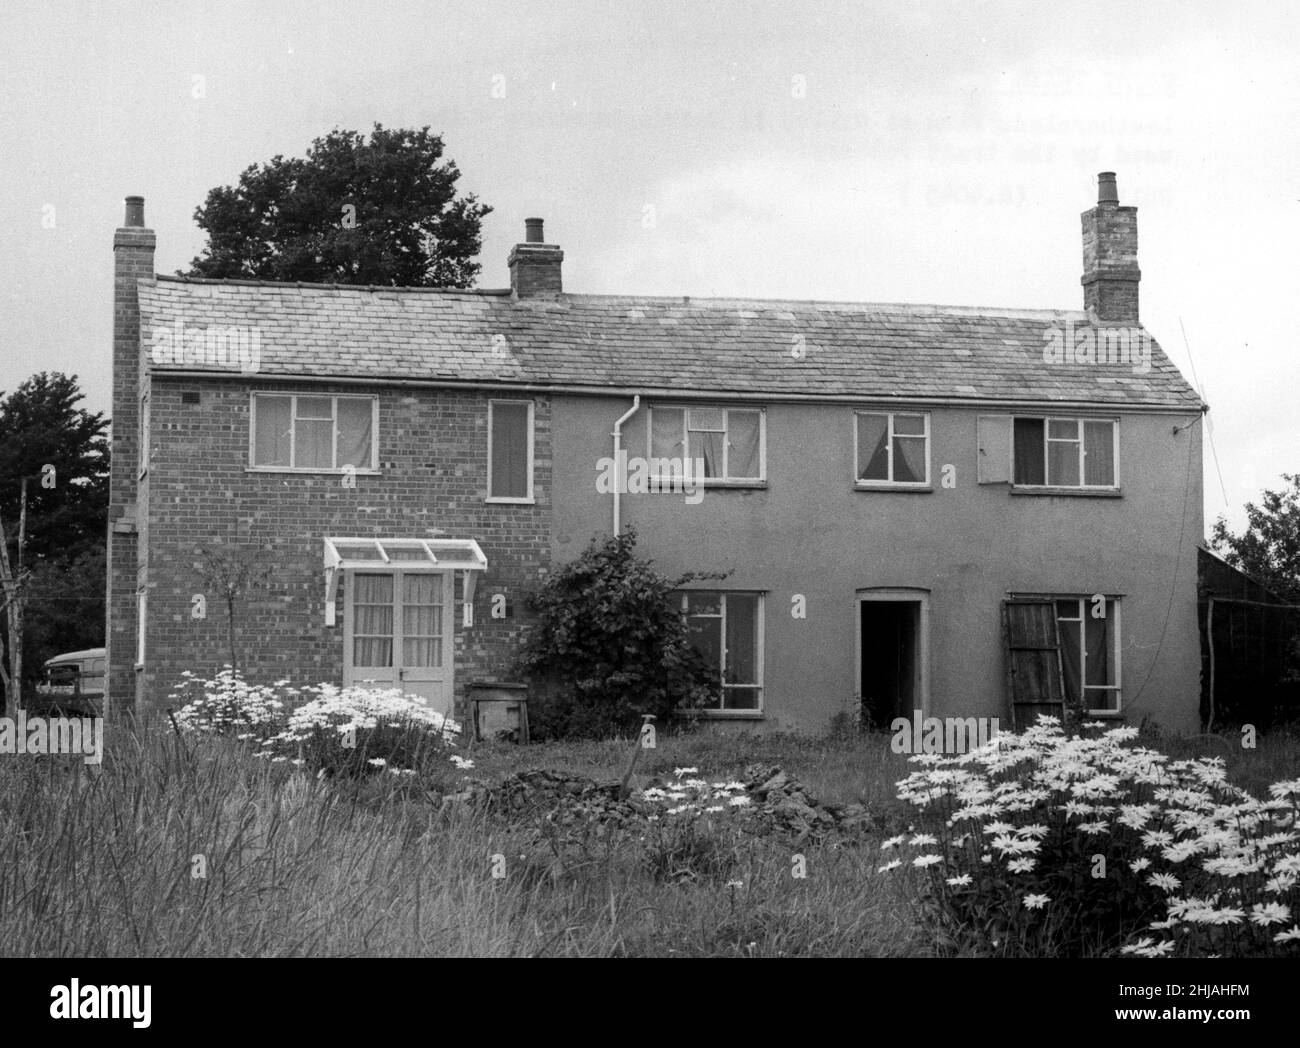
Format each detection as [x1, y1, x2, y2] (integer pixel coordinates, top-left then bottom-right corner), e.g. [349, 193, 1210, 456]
[2, 720, 1293, 957]
[0, 722, 922, 957]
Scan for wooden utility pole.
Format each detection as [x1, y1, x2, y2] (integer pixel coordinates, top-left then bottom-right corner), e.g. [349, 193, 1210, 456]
[0, 478, 29, 714]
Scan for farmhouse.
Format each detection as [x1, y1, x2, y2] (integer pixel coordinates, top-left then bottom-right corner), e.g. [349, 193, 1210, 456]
[107, 174, 1205, 733]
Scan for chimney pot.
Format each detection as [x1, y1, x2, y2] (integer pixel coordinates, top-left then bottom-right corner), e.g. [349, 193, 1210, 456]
[124, 195, 146, 228]
[1081, 172, 1139, 323]
[509, 218, 563, 297]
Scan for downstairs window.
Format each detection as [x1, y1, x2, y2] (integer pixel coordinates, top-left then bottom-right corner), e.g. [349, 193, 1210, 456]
[676, 591, 764, 713]
[1055, 596, 1122, 714]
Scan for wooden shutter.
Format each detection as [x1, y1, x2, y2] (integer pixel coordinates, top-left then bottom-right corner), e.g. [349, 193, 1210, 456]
[1002, 600, 1067, 730]
[977, 415, 1012, 484]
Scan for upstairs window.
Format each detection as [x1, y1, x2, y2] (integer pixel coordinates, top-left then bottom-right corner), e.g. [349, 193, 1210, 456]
[488, 400, 534, 501]
[649, 406, 765, 482]
[855, 411, 929, 486]
[1013, 417, 1117, 488]
[251, 394, 377, 472]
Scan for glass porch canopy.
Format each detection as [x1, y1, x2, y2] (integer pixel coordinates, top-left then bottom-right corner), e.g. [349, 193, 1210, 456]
[323, 537, 488, 627]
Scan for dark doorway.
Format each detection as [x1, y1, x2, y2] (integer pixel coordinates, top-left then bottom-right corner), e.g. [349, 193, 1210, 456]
[860, 600, 920, 730]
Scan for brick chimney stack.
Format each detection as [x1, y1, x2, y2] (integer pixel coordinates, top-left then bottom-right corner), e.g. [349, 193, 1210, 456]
[1081, 172, 1140, 324]
[107, 195, 155, 716]
[508, 218, 563, 297]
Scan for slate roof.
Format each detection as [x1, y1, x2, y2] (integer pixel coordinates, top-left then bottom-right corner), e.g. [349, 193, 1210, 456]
[138, 276, 1203, 408]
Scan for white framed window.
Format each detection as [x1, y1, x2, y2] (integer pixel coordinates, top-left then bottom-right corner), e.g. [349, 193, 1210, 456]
[1013, 417, 1118, 488]
[1054, 596, 1122, 714]
[487, 399, 534, 502]
[648, 406, 765, 483]
[136, 587, 147, 667]
[676, 590, 764, 714]
[854, 411, 930, 486]
[249, 393, 378, 472]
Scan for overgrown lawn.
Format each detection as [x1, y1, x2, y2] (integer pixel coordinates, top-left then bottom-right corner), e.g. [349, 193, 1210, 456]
[1, 720, 1294, 957]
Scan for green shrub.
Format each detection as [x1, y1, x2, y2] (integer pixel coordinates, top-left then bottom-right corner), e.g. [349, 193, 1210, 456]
[517, 528, 721, 739]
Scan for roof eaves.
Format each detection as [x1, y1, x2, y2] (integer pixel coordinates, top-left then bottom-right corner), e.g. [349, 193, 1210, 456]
[146, 367, 1205, 410]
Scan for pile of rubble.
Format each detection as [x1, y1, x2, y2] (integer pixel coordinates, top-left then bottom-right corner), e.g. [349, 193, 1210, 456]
[436, 764, 876, 840]
[492, 768, 645, 827]
[435, 768, 644, 827]
[736, 764, 875, 839]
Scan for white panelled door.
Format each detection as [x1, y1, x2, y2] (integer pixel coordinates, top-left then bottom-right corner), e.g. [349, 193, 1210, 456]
[344, 570, 453, 718]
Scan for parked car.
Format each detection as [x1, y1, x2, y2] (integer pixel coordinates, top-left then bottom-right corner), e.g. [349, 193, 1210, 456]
[33, 647, 106, 715]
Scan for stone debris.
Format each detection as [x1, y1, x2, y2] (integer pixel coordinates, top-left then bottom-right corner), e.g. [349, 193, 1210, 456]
[434, 763, 876, 840]
[738, 764, 875, 839]
[493, 768, 645, 827]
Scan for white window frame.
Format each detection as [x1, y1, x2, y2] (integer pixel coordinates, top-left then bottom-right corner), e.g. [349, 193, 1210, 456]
[1011, 416, 1120, 490]
[677, 590, 765, 716]
[486, 399, 535, 504]
[1054, 596, 1123, 715]
[646, 405, 767, 485]
[248, 393, 380, 473]
[853, 410, 931, 488]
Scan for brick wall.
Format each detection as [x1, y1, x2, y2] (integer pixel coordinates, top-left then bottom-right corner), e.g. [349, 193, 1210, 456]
[138, 377, 552, 718]
[1081, 204, 1140, 324]
[507, 243, 564, 297]
[106, 221, 154, 717]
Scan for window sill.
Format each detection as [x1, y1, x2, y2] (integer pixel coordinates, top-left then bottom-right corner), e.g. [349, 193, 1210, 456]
[854, 482, 933, 493]
[1085, 710, 1124, 719]
[245, 467, 382, 477]
[1009, 486, 1122, 498]
[697, 711, 765, 720]
[485, 496, 536, 505]
[650, 479, 767, 490]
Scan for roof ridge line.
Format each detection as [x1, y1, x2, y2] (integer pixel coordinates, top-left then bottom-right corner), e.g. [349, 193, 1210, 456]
[561, 292, 1093, 319]
[153, 274, 512, 295]
[147, 278, 1107, 321]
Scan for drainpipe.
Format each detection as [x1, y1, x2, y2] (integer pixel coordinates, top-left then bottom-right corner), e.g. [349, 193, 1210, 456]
[611, 395, 641, 535]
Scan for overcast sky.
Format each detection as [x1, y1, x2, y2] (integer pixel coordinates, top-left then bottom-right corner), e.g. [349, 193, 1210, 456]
[2, 0, 1297, 532]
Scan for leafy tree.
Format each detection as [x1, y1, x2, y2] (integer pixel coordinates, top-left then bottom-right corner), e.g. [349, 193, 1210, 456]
[0, 373, 108, 709]
[517, 528, 723, 739]
[0, 372, 109, 564]
[193, 543, 276, 674]
[184, 124, 492, 287]
[1210, 474, 1300, 603]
